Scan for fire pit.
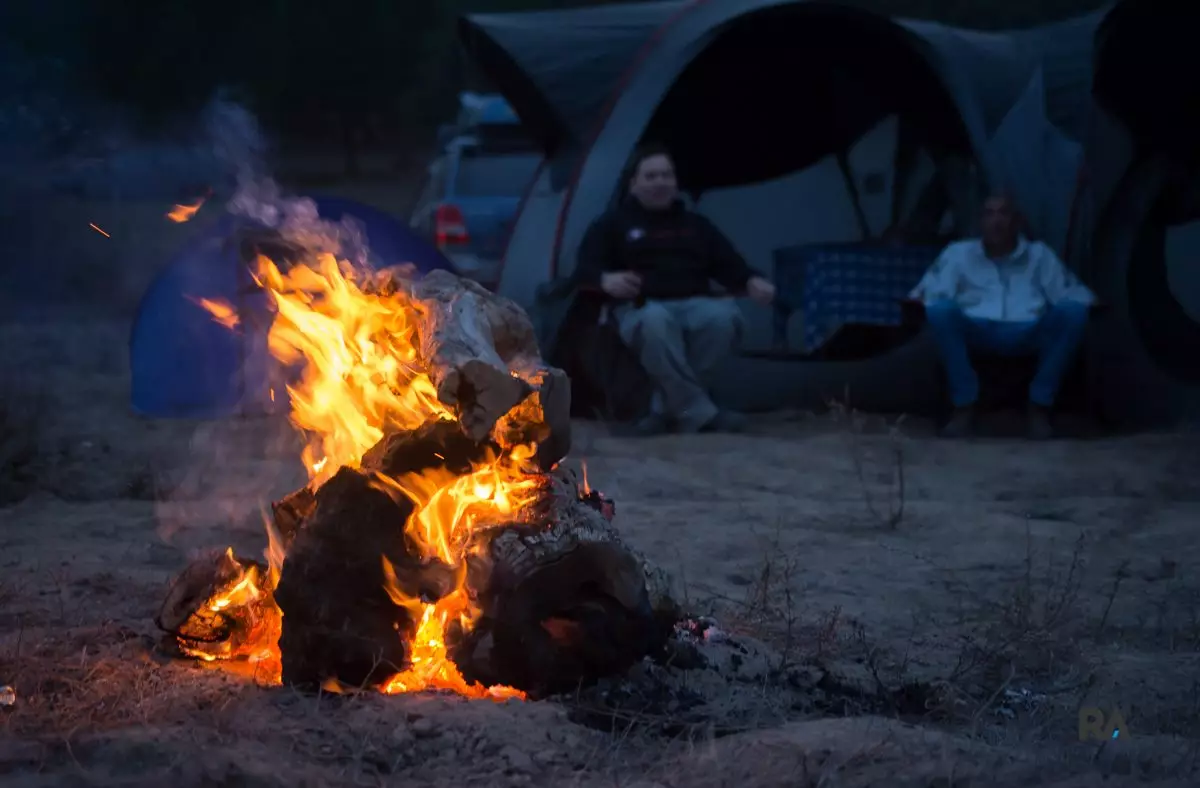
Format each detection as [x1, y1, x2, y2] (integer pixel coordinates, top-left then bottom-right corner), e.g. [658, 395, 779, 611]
[155, 214, 680, 701]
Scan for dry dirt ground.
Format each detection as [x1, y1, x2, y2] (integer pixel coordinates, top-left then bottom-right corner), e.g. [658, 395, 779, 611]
[2, 312, 1200, 787]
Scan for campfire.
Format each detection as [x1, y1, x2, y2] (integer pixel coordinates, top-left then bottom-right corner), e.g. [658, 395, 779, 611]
[155, 217, 678, 701]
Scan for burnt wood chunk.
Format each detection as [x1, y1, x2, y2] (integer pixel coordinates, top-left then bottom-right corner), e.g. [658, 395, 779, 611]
[450, 492, 676, 698]
[271, 421, 492, 690]
[271, 486, 315, 547]
[272, 468, 418, 690]
[155, 548, 280, 662]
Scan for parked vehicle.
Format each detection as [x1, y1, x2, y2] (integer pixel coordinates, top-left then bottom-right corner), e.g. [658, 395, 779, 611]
[438, 91, 521, 143]
[412, 94, 541, 287]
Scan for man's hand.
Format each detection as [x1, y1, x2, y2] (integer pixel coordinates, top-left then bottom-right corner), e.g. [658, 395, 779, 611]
[746, 275, 775, 306]
[601, 271, 642, 299]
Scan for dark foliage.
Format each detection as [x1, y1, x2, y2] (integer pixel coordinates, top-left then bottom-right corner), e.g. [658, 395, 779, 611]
[0, 0, 1106, 139]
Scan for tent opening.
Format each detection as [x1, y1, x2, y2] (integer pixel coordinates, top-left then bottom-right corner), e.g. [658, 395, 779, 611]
[633, 4, 973, 359]
[1095, 0, 1200, 159]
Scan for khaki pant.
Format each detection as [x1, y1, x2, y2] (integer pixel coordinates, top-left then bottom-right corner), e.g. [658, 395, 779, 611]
[611, 297, 744, 430]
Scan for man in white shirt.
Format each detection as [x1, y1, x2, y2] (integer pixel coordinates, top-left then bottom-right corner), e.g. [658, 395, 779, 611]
[910, 193, 1095, 439]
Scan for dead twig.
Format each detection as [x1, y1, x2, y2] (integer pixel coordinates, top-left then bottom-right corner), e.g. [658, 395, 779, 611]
[828, 396, 907, 529]
[1094, 559, 1131, 637]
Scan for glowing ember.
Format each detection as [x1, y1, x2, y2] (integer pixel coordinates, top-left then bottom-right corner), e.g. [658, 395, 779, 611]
[191, 297, 240, 329]
[197, 247, 544, 699]
[156, 547, 282, 681]
[167, 196, 207, 223]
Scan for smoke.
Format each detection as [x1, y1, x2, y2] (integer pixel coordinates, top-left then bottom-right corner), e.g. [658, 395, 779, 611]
[151, 102, 385, 555]
[0, 74, 278, 314]
[46, 93, 271, 203]
[0, 38, 385, 318]
[0, 46, 377, 550]
[204, 96, 268, 189]
[225, 178, 372, 271]
[0, 32, 268, 196]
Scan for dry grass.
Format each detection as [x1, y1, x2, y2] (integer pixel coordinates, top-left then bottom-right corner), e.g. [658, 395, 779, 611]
[1, 624, 215, 739]
[669, 410, 1200, 786]
[828, 400, 908, 529]
[683, 546, 1200, 785]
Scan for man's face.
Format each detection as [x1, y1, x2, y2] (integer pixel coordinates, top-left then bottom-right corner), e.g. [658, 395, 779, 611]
[629, 153, 678, 210]
[981, 195, 1018, 249]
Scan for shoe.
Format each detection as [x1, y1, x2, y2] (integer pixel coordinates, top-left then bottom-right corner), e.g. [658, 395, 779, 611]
[1027, 402, 1054, 440]
[939, 405, 975, 438]
[699, 410, 748, 433]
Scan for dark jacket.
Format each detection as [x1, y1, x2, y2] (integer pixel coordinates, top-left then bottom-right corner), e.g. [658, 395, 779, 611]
[573, 198, 759, 301]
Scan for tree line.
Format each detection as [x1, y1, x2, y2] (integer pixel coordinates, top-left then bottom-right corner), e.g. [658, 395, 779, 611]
[1, 0, 1106, 142]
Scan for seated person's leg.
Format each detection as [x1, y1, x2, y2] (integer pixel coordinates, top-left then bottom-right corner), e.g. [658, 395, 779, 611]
[1030, 300, 1090, 407]
[668, 297, 745, 378]
[613, 301, 719, 431]
[924, 300, 980, 408]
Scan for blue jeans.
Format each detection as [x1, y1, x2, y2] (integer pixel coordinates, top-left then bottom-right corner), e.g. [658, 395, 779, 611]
[925, 299, 1090, 408]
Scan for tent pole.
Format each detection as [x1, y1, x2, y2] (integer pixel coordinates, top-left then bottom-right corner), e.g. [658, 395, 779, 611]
[890, 114, 920, 232]
[836, 150, 873, 240]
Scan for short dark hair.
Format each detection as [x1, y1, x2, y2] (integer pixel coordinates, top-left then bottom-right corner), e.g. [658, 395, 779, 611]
[626, 142, 673, 181]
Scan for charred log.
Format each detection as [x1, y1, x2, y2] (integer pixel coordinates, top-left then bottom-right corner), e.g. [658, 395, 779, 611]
[270, 486, 315, 547]
[272, 420, 485, 690]
[273, 468, 415, 690]
[359, 417, 494, 478]
[450, 493, 676, 698]
[155, 548, 280, 661]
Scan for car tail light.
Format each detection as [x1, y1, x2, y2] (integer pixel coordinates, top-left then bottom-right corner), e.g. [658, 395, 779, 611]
[434, 204, 469, 248]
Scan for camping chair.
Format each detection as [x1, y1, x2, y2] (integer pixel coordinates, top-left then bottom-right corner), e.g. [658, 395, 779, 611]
[535, 281, 653, 422]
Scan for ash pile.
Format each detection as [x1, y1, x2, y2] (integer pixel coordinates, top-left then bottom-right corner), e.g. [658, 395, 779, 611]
[557, 615, 868, 737]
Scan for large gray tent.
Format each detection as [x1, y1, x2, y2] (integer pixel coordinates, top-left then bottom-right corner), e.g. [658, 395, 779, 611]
[1084, 0, 1200, 426]
[458, 0, 1200, 424]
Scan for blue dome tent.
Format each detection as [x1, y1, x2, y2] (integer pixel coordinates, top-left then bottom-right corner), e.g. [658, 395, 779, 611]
[129, 195, 452, 419]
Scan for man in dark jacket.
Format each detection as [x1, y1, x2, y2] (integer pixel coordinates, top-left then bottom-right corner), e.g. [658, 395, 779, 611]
[574, 144, 775, 435]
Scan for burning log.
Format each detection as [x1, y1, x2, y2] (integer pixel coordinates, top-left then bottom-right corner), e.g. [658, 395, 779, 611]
[155, 547, 280, 666]
[271, 420, 487, 690]
[406, 270, 571, 471]
[268, 420, 675, 696]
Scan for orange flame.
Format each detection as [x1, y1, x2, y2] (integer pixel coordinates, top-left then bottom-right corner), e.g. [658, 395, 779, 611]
[167, 196, 206, 223]
[175, 548, 281, 677]
[193, 297, 240, 329]
[199, 249, 539, 699]
[250, 253, 456, 485]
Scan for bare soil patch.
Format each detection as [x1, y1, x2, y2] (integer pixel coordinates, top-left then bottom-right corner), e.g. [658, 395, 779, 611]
[2, 318, 1198, 786]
